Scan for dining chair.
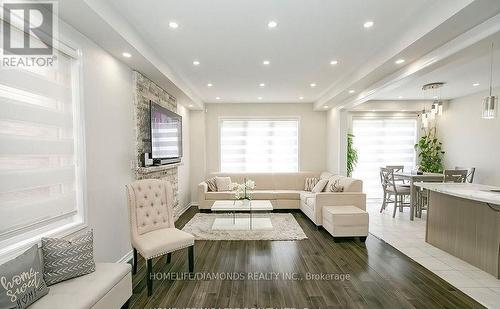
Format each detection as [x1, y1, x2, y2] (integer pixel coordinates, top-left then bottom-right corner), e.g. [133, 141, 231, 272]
[444, 169, 468, 183]
[380, 167, 411, 217]
[386, 165, 405, 182]
[455, 166, 475, 183]
[126, 179, 195, 296]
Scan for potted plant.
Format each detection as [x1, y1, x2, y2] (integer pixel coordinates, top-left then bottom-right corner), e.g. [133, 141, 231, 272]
[230, 178, 255, 207]
[414, 126, 445, 173]
[347, 133, 358, 177]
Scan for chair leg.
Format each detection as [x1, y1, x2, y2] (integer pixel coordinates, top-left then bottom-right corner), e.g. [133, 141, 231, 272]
[392, 196, 398, 218]
[146, 259, 153, 296]
[399, 195, 403, 212]
[380, 192, 386, 213]
[188, 245, 194, 273]
[166, 252, 171, 264]
[132, 248, 137, 275]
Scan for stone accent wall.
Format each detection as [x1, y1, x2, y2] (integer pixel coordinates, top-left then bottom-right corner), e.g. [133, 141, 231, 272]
[132, 71, 182, 218]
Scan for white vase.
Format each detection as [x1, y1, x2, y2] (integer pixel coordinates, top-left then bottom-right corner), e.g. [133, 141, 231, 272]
[242, 199, 250, 207]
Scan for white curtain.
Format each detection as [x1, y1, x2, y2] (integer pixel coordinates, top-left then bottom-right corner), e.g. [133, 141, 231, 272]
[0, 47, 82, 247]
[220, 119, 299, 172]
[352, 117, 418, 199]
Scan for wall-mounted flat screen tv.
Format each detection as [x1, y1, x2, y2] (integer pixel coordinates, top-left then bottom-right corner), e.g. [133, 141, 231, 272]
[150, 101, 183, 160]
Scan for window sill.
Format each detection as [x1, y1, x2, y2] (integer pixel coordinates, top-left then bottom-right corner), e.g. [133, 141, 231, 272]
[0, 220, 87, 264]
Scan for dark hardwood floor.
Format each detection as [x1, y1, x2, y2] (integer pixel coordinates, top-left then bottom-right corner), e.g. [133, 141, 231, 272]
[129, 207, 485, 309]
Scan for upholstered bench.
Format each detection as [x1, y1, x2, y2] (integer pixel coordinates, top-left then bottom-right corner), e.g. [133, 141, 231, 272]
[322, 206, 369, 242]
[30, 263, 132, 309]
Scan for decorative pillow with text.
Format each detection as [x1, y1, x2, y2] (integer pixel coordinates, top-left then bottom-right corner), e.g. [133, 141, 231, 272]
[0, 245, 49, 309]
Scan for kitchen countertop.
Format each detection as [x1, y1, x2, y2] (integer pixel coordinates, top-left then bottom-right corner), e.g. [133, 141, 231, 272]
[415, 182, 500, 205]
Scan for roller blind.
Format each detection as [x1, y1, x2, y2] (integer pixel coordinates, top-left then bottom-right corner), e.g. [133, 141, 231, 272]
[352, 117, 417, 199]
[220, 119, 299, 172]
[0, 44, 82, 245]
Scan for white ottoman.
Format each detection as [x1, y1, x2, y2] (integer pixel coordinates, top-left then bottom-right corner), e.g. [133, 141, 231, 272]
[322, 205, 369, 242]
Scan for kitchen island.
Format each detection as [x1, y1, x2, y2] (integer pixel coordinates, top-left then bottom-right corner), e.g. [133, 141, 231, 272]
[416, 183, 500, 278]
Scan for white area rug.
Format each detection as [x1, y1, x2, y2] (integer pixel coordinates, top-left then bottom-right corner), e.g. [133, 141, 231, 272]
[182, 213, 307, 240]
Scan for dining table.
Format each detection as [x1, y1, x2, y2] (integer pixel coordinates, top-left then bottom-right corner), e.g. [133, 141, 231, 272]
[393, 171, 444, 220]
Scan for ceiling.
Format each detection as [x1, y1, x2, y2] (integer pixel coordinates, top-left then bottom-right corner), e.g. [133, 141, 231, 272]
[373, 33, 500, 101]
[99, 0, 477, 104]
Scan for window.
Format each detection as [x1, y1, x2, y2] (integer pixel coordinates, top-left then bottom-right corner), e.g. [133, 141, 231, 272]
[352, 117, 417, 199]
[0, 33, 84, 257]
[220, 119, 299, 172]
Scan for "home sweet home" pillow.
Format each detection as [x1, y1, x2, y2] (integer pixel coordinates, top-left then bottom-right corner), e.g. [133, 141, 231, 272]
[0, 244, 49, 309]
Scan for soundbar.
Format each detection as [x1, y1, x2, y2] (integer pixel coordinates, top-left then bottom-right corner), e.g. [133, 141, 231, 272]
[153, 158, 181, 166]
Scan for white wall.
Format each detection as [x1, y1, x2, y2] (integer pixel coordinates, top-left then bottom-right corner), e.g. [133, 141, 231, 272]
[188, 103, 326, 203]
[438, 88, 500, 185]
[60, 21, 135, 263]
[60, 20, 193, 263]
[189, 110, 207, 203]
[326, 108, 341, 173]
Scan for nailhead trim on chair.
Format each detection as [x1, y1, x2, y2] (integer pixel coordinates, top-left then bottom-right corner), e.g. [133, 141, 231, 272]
[139, 243, 194, 260]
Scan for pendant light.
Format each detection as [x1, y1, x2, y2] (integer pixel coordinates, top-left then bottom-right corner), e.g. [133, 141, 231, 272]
[482, 43, 497, 119]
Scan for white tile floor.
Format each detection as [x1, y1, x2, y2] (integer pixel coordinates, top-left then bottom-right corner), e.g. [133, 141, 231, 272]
[367, 200, 500, 309]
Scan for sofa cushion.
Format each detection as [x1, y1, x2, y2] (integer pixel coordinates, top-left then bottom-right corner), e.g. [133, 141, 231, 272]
[273, 190, 302, 199]
[319, 171, 333, 180]
[215, 176, 232, 191]
[338, 177, 362, 192]
[205, 177, 217, 192]
[312, 179, 328, 193]
[134, 228, 194, 259]
[30, 263, 131, 309]
[324, 175, 342, 192]
[304, 177, 319, 191]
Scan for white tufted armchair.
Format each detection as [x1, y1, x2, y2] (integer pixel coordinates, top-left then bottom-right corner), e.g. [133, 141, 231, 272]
[126, 179, 195, 296]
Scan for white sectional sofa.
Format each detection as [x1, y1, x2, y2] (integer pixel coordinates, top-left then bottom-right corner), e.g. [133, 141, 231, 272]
[198, 171, 366, 226]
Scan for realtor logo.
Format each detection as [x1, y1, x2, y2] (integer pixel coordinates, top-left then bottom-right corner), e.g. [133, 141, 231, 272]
[1, 0, 58, 67]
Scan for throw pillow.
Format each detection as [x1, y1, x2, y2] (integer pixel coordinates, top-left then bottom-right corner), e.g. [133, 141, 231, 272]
[304, 177, 319, 191]
[41, 230, 95, 286]
[215, 176, 232, 191]
[0, 244, 49, 309]
[311, 179, 328, 193]
[329, 179, 344, 192]
[205, 177, 217, 192]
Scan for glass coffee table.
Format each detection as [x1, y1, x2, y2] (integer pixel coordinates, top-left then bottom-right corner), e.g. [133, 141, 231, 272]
[210, 200, 273, 230]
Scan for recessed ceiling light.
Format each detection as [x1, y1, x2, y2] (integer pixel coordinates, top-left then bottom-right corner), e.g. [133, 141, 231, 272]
[188, 104, 193, 108]
[330, 60, 338, 65]
[122, 52, 131, 58]
[433, 96, 438, 99]
[168, 21, 179, 29]
[348, 90, 355, 94]
[207, 83, 213, 87]
[259, 83, 265, 87]
[192, 60, 200, 66]
[310, 83, 317, 88]
[363, 21, 374, 28]
[267, 21, 278, 28]
[323, 105, 329, 109]
[262, 60, 270, 65]
[473, 83, 480, 87]
[395, 59, 405, 64]
[257, 96, 263, 100]
[398, 96, 404, 99]
[299, 96, 304, 100]
[215, 96, 221, 100]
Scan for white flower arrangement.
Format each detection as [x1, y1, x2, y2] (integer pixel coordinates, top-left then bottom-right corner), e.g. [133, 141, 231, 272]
[229, 178, 255, 200]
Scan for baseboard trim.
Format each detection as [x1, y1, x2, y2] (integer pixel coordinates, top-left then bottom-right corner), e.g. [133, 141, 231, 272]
[117, 249, 133, 264]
